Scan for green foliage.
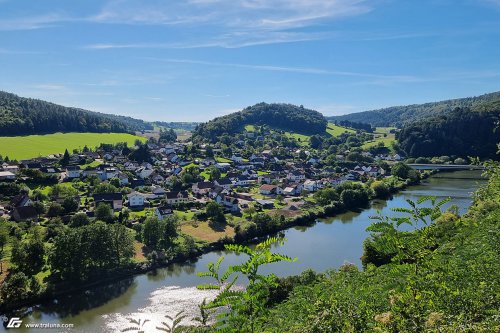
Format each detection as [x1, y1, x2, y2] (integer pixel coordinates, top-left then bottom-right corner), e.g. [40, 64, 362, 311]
[193, 103, 327, 142]
[95, 202, 115, 223]
[398, 106, 499, 158]
[329, 90, 500, 127]
[391, 162, 412, 179]
[142, 216, 178, 251]
[156, 311, 188, 333]
[159, 128, 178, 143]
[49, 221, 134, 281]
[11, 228, 46, 275]
[197, 237, 296, 332]
[0, 90, 151, 136]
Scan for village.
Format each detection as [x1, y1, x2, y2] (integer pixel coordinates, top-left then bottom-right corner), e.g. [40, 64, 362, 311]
[0, 134, 405, 233]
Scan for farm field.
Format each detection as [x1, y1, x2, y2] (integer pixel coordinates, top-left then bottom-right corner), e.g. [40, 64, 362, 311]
[361, 127, 396, 149]
[0, 132, 146, 160]
[326, 123, 356, 137]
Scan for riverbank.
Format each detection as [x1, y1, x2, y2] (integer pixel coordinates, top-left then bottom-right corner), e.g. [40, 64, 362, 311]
[1, 171, 436, 314]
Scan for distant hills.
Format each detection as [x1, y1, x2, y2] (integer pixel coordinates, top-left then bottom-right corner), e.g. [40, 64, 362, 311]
[0, 91, 153, 136]
[193, 103, 327, 142]
[328, 91, 500, 127]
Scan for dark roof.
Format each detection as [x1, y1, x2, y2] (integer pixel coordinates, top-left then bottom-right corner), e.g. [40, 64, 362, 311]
[93, 193, 122, 201]
[13, 206, 38, 220]
[66, 166, 81, 171]
[216, 178, 232, 185]
[196, 181, 215, 189]
[10, 193, 29, 207]
[166, 191, 188, 199]
[157, 205, 173, 216]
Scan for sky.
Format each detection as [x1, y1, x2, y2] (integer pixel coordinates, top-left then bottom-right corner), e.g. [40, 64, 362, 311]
[0, 0, 499, 122]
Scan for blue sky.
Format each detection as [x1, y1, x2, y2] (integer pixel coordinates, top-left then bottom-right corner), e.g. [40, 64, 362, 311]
[1, 0, 499, 122]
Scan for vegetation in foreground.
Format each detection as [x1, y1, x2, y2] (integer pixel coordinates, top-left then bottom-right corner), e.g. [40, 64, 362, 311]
[183, 161, 499, 332]
[0, 132, 147, 160]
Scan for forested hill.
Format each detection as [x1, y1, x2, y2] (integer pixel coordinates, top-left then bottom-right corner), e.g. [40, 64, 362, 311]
[397, 99, 500, 158]
[193, 103, 327, 142]
[328, 91, 500, 127]
[0, 91, 152, 136]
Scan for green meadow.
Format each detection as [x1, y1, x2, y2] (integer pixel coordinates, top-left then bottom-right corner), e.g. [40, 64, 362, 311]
[0, 132, 147, 160]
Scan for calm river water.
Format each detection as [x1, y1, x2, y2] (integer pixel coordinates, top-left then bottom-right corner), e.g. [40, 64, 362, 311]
[3, 171, 486, 333]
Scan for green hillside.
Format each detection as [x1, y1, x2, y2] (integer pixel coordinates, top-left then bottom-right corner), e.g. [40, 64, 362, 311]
[0, 91, 152, 136]
[193, 103, 328, 142]
[397, 101, 500, 158]
[0, 132, 146, 160]
[328, 91, 500, 127]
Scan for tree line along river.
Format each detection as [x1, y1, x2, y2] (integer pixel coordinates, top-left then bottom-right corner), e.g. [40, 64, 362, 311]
[2, 170, 486, 333]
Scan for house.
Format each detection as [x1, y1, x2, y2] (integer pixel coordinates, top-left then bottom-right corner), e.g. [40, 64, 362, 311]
[2, 164, 19, 174]
[93, 193, 123, 211]
[287, 170, 305, 182]
[215, 162, 231, 170]
[255, 199, 274, 209]
[152, 186, 167, 198]
[137, 167, 154, 179]
[303, 179, 319, 192]
[156, 205, 173, 220]
[127, 192, 146, 207]
[118, 173, 129, 186]
[283, 184, 302, 196]
[214, 178, 233, 190]
[231, 155, 243, 163]
[221, 196, 240, 212]
[259, 184, 277, 195]
[234, 175, 252, 186]
[209, 186, 225, 199]
[0, 171, 16, 180]
[10, 193, 32, 208]
[165, 191, 190, 205]
[66, 166, 81, 179]
[11, 206, 38, 222]
[192, 181, 215, 195]
[131, 178, 145, 189]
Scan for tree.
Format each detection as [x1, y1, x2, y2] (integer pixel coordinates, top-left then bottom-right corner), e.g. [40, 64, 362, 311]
[62, 197, 79, 214]
[11, 229, 45, 275]
[341, 189, 369, 209]
[371, 181, 390, 198]
[0, 222, 8, 273]
[47, 202, 65, 217]
[95, 202, 114, 223]
[391, 162, 412, 179]
[61, 149, 70, 166]
[70, 212, 90, 228]
[206, 202, 226, 225]
[208, 166, 221, 181]
[143, 217, 162, 249]
[94, 182, 119, 194]
[110, 224, 134, 266]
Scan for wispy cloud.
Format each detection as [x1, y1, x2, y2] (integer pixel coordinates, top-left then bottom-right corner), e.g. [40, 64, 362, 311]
[145, 57, 418, 83]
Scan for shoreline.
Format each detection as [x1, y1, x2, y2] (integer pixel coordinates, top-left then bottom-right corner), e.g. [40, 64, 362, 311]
[1, 170, 437, 315]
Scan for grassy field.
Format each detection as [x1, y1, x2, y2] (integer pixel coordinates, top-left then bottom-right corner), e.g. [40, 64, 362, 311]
[244, 124, 256, 132]
[0, 132, 147, 160]
[361, 127, 396, 149]
[181, 221, 235, 242]
[326, 123, 356, 137]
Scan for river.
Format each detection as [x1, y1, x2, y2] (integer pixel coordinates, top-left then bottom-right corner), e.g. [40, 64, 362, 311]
[3, 171, 486, 332]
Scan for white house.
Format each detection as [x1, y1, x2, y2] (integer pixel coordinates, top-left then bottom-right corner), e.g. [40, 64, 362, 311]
[0, 171, 16, 180]
[231, 155, 243, 163]
[303, 180, 318, 192]
[156, 206, 173, 220]
[165, 191, 190, 205]
[214, 178, 233, 190]
[66, 166, 81, 179]
[192, 181, 214, 195]
[287, 171, 305, 182]
[127, 192, 145, 207]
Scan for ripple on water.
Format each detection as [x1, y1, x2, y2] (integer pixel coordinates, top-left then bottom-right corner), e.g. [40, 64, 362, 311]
[103, 285, 220, 333]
